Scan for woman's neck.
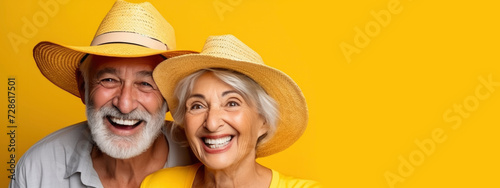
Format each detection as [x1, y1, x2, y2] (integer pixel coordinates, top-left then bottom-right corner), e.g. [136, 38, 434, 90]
[194, 160, 272, 188]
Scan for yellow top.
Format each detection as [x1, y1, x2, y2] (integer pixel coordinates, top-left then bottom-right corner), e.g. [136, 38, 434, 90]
[141, 163, 322, 188]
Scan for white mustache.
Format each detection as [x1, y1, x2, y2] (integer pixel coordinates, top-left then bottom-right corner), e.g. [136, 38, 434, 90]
[99, 106, 152, 122]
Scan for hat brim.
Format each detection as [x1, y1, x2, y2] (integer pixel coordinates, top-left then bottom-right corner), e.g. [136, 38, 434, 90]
[34, 41, 197, 97]
[153, 54, 308, 157]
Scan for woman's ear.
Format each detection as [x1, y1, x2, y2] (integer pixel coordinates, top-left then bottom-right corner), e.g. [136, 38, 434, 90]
[258, 119, 270, 138]
[256, 120, 270, 147]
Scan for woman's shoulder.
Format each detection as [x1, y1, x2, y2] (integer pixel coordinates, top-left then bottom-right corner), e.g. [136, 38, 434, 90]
[140, 163, 202, 188]
[270, 169, 324, 188]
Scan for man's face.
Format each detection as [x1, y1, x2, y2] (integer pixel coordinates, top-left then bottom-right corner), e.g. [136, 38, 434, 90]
[83, 55, 167, 159]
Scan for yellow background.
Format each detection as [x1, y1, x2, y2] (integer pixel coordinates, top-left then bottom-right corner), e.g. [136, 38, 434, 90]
[1, 0, 500, 187]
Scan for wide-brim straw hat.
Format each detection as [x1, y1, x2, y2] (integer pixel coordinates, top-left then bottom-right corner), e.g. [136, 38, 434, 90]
[153, 35, 308, 157]
[33, 0, 196, 97]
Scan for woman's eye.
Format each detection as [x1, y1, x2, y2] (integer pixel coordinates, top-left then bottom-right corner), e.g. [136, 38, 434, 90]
[190, 104, 204, 110]
[187, 103, 207, 115]
[227, 101, 240, 107]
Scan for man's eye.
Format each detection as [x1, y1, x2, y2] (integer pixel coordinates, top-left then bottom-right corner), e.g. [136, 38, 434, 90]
[137, 82, 156, 92]
[140, 82, 153, 87]
[100, 78, 115, 82]
[99, 78, 120, 88]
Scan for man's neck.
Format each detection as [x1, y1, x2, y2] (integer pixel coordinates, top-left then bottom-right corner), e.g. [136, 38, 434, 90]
[91, 135, 168, 188]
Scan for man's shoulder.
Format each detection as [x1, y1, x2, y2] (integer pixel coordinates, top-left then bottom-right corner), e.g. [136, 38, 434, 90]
[19, 122, 91, 163]
[30, 122, 90, 148]
[12, 122, 94, 187]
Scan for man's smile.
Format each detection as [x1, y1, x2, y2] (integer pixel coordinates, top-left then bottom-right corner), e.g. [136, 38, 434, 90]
[106, 116, 142, 129]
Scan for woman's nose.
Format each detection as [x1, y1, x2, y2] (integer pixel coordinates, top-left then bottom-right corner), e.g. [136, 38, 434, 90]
[204, 107, 224, 132]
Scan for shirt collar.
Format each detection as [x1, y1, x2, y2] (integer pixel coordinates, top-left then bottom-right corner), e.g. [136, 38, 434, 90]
[64, 122, 101, 187]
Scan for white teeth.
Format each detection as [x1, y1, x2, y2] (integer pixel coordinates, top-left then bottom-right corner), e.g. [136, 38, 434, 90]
[110, 117, 139, 126]
[204, 136, 232, 148]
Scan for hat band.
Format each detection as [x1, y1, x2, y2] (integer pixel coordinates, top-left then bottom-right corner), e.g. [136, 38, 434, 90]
[90, 32, 168, 50]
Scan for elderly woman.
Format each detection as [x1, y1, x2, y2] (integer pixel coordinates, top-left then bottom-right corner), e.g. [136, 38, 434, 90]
[142, 35, 321, 187]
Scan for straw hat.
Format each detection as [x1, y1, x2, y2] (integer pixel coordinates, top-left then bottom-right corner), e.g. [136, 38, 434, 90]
[33, 0, 196, 97]
[153, 34, 308, 157]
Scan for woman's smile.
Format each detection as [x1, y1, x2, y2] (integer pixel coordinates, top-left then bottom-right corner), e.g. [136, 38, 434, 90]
[201, 135, 235, 154]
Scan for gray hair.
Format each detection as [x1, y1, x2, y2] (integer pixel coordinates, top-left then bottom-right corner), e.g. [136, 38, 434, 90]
[79, 56, 91, 101]
[79, 56, 90, 81]
[171, 68, 279, 146]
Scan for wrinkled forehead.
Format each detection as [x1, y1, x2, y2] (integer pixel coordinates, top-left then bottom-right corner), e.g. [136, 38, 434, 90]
[83, 55, 165, 74]
[192, 70, 259, 106]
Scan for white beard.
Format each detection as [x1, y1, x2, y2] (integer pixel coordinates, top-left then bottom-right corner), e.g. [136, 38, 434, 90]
[86, 103, 167, 159]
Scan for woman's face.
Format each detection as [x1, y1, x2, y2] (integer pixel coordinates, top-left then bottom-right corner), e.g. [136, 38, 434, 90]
[184, 72, 268, 170]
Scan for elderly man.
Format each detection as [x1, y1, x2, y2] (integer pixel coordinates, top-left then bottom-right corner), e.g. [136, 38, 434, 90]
[9, 0, 196, 188]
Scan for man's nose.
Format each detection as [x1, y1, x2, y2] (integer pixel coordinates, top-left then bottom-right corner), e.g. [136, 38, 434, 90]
[204, 107, 224, 132]
[112, 83, 138, 114]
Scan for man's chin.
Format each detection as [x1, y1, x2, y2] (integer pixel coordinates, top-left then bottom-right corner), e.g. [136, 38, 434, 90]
[96, 138, 147, 159]
[95, 128, 163, 159]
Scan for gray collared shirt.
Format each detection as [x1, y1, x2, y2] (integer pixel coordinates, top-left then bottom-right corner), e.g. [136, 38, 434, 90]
[9, 121, 194, 188]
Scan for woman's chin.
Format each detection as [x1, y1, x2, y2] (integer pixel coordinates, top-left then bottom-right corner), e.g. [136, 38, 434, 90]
[202, 158, 233, 170]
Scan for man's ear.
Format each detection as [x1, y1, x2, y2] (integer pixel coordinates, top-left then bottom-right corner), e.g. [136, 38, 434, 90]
[76, 70, 86, 105]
